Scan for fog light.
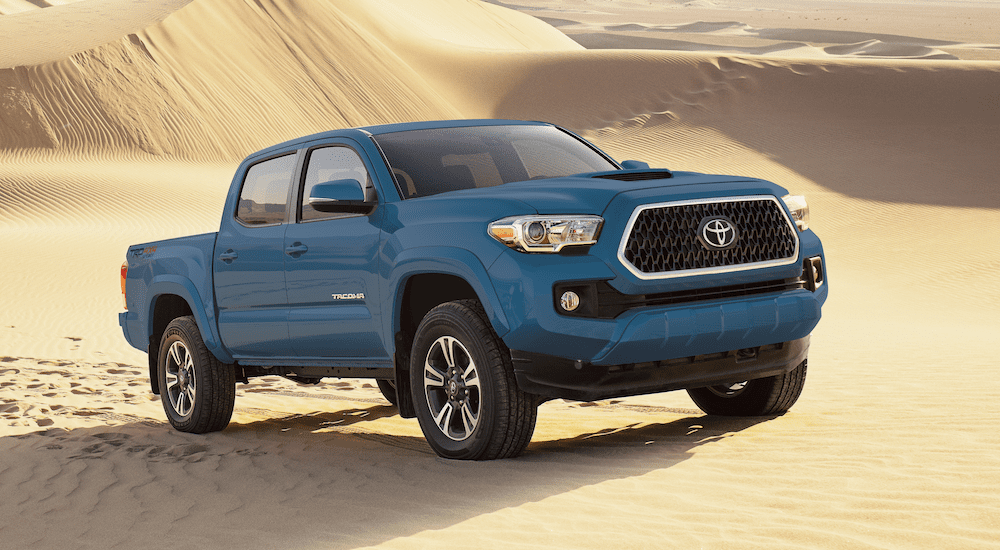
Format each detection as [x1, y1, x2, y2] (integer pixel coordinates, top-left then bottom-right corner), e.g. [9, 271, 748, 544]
[809, 256, 824, 289]
[560, 291, 580, 312]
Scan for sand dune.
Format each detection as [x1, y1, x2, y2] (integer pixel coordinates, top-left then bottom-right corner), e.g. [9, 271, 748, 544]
[569, 32, 960, 59]
[1, 0, 999, 548]
[0, 0, 194, 68]
[503, 0, 1000, 60]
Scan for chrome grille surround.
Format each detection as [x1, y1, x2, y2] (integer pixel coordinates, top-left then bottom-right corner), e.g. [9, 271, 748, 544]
[617, 195, 800, 280]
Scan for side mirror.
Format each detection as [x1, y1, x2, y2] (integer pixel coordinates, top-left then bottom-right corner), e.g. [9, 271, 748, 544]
[620, 160, 650, 170]
[309, 179, 373, 214]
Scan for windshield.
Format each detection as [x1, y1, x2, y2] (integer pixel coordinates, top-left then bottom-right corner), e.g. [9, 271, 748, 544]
[373, 125, 619, 198]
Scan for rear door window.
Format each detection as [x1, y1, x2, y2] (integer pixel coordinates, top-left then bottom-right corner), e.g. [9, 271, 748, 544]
[236, 154, 296, 226]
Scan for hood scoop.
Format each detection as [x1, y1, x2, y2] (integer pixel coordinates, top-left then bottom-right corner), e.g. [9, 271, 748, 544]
[591, 170, 673, 181]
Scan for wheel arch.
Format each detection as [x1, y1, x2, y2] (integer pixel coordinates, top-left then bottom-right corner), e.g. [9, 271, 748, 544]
[145, 275, 233, 393]
[384, 248, 510, 419]
[147, 293, 191, 394]
[386, 248, 510, 354]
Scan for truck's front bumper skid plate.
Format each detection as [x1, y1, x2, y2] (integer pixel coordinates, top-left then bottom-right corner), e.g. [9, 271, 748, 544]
[510, 336, 809, 402]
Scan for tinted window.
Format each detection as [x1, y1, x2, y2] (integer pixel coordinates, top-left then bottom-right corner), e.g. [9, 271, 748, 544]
[512, 138, 603, 179]
[236, 154, 296, 225]
[300, 146, 373, 222]
[373, 125, 617, 198]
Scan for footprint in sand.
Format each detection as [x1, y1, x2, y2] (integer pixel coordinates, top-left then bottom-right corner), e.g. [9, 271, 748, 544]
[235, 449, 267, 457]
[38, 360, 73, 366]
[93, 435, 129, 447]
[136, 443, 211, 463]
[65, 433, 135, 459]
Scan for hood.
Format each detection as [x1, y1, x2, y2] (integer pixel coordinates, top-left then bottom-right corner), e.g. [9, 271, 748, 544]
[442, 170, 758, 214]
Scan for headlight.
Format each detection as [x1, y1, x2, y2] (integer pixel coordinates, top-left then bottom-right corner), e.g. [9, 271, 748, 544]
[489, 215, 603, 253]
[782, 194, 809, 231]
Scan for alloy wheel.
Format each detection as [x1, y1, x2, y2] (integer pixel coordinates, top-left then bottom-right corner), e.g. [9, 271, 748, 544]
[422, 336, 481, 441]
[165, 340, 197, 417]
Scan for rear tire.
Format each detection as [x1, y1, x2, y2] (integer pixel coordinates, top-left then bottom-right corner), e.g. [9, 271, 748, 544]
[687, 360, 807, 416]
[376, 379, 398, 406]
[157, 316, 236, 433]
[410, 300, 537, 460]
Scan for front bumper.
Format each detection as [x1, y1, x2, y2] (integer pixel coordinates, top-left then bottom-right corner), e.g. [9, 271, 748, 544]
[486, 239, 825, 400]
[511, 336, 809, 401]
[489, 250, 823, 364]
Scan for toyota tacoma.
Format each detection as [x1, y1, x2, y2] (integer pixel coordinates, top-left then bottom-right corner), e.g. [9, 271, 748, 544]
[119, 119, 827, 460]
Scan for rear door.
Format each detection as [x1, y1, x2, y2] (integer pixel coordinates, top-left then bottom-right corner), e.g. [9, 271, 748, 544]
[283, 141, 387, 361]
[214, 152, 298, 358]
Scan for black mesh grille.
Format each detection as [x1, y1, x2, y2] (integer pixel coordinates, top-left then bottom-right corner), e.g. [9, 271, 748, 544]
[623, 198, 797, 274]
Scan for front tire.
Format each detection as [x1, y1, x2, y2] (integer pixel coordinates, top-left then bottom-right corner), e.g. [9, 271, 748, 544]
[687, 360, 807, 416]
[410, 300, 537, 460]
[157, 316, 236, 433]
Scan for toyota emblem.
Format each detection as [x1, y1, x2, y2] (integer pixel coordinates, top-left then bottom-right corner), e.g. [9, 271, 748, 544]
[697, 216, 738, 250]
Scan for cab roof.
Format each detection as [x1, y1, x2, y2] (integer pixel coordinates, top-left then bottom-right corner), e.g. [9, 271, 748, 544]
[245, 119, 550, 162]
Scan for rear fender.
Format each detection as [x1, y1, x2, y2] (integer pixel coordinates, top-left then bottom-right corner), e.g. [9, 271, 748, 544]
[146, 275, 234, 364]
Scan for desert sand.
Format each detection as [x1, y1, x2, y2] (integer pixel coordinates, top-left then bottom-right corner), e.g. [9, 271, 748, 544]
[1, 0, 998, 548]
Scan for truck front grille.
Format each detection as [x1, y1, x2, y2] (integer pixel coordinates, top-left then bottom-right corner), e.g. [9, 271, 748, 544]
[619, 196, 799, 278]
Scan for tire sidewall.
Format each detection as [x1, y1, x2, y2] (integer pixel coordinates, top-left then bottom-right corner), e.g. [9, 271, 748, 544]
[158, 323, 204, 431]
[688, 378, 769, 416]
[410, 307, 500, 459]
[376, 379, 398, 406]
[687, 360, 807, 416]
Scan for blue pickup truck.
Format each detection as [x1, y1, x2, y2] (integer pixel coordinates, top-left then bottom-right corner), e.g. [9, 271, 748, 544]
[120, 119, 827, 460]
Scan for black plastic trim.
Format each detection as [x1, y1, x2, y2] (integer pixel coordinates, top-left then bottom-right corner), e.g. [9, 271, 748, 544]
[239, 364, 394, 381]
[510, 336, 809, 402]
[554, 276, 806, 319]
[592, 170, 673, 181]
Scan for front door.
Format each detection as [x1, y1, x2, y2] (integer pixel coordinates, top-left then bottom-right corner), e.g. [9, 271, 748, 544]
[283, 143, 387, 361]
[214, 152, 297, 358]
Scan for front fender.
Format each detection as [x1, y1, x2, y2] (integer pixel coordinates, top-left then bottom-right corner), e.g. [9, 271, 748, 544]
[146, 275, 233, 364]
[384, 246, 510, 351]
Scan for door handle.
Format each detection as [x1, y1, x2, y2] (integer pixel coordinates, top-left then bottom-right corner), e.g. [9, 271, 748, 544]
[219, 250, 238, 263]
[285, 243, 309, 257]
